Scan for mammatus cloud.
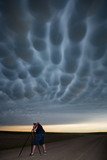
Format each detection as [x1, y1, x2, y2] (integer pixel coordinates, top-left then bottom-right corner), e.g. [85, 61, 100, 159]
[0, 0, 107, 125]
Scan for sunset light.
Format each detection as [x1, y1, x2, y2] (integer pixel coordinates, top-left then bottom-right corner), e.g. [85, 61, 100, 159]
[0, 122, 107, 133]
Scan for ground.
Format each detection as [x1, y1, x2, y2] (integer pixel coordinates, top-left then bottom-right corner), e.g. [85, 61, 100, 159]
[0, 134, 107, 160]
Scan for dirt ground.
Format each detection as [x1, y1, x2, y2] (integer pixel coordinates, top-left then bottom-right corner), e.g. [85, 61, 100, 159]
[0, 134, 107, 160]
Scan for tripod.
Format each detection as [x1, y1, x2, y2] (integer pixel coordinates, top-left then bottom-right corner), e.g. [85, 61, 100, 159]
[18, 132, 41, 157]
[18, 133, 31, 157]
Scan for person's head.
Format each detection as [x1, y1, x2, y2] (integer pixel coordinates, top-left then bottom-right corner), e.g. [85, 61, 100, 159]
[33, 123, 37, 129]
[33, 123, 37, 125]
[33, 122, 41, 128]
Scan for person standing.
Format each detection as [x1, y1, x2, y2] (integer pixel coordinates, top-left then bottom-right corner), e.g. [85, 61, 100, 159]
[30, 122, 46, 156]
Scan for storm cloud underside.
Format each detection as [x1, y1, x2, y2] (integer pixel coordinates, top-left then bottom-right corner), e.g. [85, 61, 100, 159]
[0, 0, 107, 125]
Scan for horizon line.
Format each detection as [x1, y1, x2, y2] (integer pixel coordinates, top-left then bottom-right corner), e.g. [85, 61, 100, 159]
[0, 123, 107, 133]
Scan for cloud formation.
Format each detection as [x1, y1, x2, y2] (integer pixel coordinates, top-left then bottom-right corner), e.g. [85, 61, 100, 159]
[0, 0, 107, 125]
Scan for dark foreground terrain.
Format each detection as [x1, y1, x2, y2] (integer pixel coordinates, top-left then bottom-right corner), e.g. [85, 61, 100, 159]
[0, 132, 107, 160]
[0, 131, 82, 150]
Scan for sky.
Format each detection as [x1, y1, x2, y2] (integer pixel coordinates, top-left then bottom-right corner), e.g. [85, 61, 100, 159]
[0, 0, 107, 132]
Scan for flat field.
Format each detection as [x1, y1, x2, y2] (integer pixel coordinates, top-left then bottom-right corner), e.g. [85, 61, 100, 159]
[0, 132, 107, 160]
[0, 131, 82, 150]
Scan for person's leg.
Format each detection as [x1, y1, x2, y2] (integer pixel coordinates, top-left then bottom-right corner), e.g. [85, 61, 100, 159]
[42, 144, 46, 153]
[40, 134, 46, 153]
[30, 145, 36, 155]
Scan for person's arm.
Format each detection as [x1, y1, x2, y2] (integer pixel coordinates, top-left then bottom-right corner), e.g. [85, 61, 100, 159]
[32, 126, 38, 133]
[31, 126, 37, 138]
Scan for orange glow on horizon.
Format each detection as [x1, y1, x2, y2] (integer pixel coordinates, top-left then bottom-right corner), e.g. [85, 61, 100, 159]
[0, 122, 107, 133]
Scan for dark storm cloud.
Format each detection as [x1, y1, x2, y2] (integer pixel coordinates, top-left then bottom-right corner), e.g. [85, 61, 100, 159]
[68, 21, 87, 42]
[0, 43, 9, 58]
[63, 45, 81, 73]
[50, 18, 63, 46]
[89, 23, 107, 47]
[2, 68, 17, 80]
[0, 0, 107, 125]
[50, 46, 62, 65]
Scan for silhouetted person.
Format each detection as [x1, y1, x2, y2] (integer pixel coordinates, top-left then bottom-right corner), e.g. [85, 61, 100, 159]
[30, 122, 46, 156]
